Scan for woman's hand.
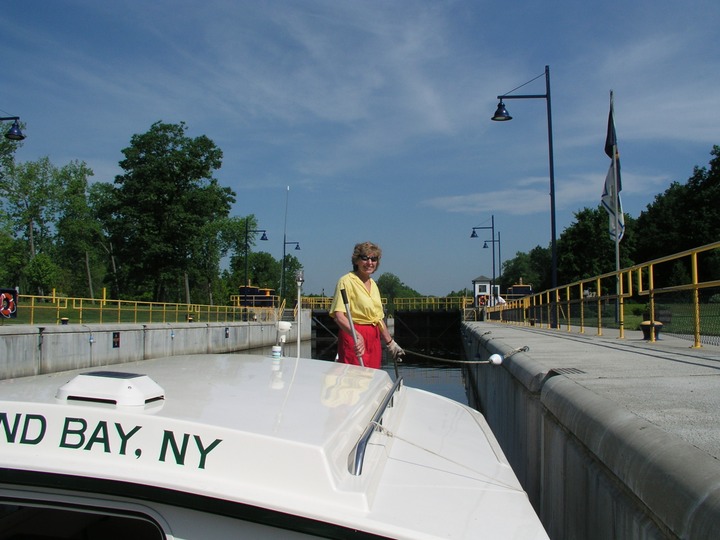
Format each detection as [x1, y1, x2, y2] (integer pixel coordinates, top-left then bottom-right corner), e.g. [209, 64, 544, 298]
[354, 333, 366, 357]
[387, 340, 405, 360]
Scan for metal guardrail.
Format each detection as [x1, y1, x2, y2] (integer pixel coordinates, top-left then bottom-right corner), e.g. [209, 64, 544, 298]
[1, 291, 367, 326]
[300, 297, 389, 311]
[301, 297, 333, 310]
[392, 297, 473, 311]
[1, 289, 278, 326]
[484, 241, 720, 348]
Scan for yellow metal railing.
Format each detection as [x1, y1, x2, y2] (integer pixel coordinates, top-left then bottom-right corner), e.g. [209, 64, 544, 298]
[392, 297, 473, 311]
[299, 296, 390, 311]
[3, 289, 278, 326]
[229, 293, 279, 308]
[485, 241, 720, 348]
[301, 297, 334, 310]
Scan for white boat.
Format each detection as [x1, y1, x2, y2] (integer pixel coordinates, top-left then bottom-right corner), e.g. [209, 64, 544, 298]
[0, 352, 549, 539]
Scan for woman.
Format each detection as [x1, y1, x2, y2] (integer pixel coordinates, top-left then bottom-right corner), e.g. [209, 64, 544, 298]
[329, 241, 404, 369]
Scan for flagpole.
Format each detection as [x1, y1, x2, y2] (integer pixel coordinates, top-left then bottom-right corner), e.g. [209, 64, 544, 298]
[610, 92, 620, 272]
[610, 90, 623, 334]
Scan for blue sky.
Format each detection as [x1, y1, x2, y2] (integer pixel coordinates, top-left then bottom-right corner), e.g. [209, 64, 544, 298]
[3, 1, 719, 296]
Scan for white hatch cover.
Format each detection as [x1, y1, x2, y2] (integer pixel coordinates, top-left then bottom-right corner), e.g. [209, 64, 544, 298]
[55, 371, 165, 408]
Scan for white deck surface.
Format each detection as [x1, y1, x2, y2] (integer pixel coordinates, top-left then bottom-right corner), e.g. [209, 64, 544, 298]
[0, 353, 549, 539]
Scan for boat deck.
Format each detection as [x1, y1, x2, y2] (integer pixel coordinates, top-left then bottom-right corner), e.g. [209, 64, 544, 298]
[1, 353, 549, 539]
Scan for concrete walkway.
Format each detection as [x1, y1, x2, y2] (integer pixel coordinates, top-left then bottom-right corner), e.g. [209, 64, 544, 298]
[468, 321, 720, 462]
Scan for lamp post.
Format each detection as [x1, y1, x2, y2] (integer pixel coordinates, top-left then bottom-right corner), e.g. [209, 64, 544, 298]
[491, 65, 557, 294]
[280, 240, 301, 303]
[471, 215, 495, 306]
[1, 116, 25, 140]
[483, 231, 502, 305]
[295, 270, 304, 358]
[244, 216, 268, 308]
[497, 231, 503, 282]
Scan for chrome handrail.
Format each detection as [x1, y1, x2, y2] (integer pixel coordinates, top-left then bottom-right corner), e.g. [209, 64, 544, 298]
[348, 376, 403, 476]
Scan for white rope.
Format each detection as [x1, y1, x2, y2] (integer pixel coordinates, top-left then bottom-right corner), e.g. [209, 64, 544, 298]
[370, 421, 523, 492]
[403, 349, 491, 364]
[403, 345, 529, 364]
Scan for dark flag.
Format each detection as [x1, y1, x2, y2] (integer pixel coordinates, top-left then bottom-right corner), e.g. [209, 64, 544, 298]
[601, 94, 624, 242]
[604, 100, 622, 191]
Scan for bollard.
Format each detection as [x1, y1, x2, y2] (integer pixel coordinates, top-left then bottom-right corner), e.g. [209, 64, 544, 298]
[640, 321, 662, 340]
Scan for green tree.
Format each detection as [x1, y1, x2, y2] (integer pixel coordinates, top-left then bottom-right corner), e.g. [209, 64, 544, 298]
[0, 154, 101, 296]
[499, 246, 552, 293]
[634, 145, 720, 287]
[446, 288, 472, 297]
[23, 253, 62, 296]
[0, 127, 25, 289]
[187, 215, 251, 305]
[280, 254, 303, 303]
[0, 228, 24, 288]
[226, 215, 268, 288]
[246, 251, 281, 291]
[377, 273, 421, 299]
[556, 206, 635, 285]
[98, 121, 232, 302]
[88, 181, 122, 297]
[0, 157, 61, 263]
[53, 160, 99, 297]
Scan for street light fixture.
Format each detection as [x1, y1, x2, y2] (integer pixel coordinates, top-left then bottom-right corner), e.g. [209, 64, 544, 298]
[243, 216, 268, 308]
[491, 65, 557, 294]
[471, 215, 496, 306]
[1, 116, 25, 141]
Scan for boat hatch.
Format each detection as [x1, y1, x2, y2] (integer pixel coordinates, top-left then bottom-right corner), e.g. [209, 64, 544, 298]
[55, 371, 165, 408]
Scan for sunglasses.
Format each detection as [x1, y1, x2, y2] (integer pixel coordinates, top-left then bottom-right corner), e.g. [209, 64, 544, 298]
[359, 255, 379, 262]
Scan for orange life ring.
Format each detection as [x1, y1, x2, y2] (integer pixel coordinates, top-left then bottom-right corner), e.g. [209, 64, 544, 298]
[0, 291, 16, 318]
[478, 295, 486, 306]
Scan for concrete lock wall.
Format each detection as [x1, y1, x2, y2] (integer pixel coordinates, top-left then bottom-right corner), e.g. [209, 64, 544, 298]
[0, 311, 312, 379]
[462, 323, 720, 540]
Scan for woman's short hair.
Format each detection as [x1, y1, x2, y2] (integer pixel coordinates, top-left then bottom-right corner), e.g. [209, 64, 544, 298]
[352, 241, 382, 270]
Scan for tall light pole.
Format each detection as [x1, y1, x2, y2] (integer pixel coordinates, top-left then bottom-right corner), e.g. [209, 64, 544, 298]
[491, 65, 557, 294]
[497, 231, 502, 282]
[280, 241, 301, 303]
[295, 270, 304, 358]
[244, 216, 268, 308]
[483, 231, 501, 304]
[471, 215, 495, 306]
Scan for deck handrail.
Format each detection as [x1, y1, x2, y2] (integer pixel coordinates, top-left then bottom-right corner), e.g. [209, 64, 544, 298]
[348, 376, 404, 476]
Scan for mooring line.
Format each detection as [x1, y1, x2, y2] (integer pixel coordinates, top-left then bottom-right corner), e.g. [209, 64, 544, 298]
[403, 345, 529, 364]
[370, 421, 522, 491]
[403, 349, 488, 364]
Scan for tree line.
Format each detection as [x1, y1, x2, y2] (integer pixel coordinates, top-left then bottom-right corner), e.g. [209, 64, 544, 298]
[2, 118, 718, 303]
[0, 121, 301, 304]
[496, 145, 720, 298]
